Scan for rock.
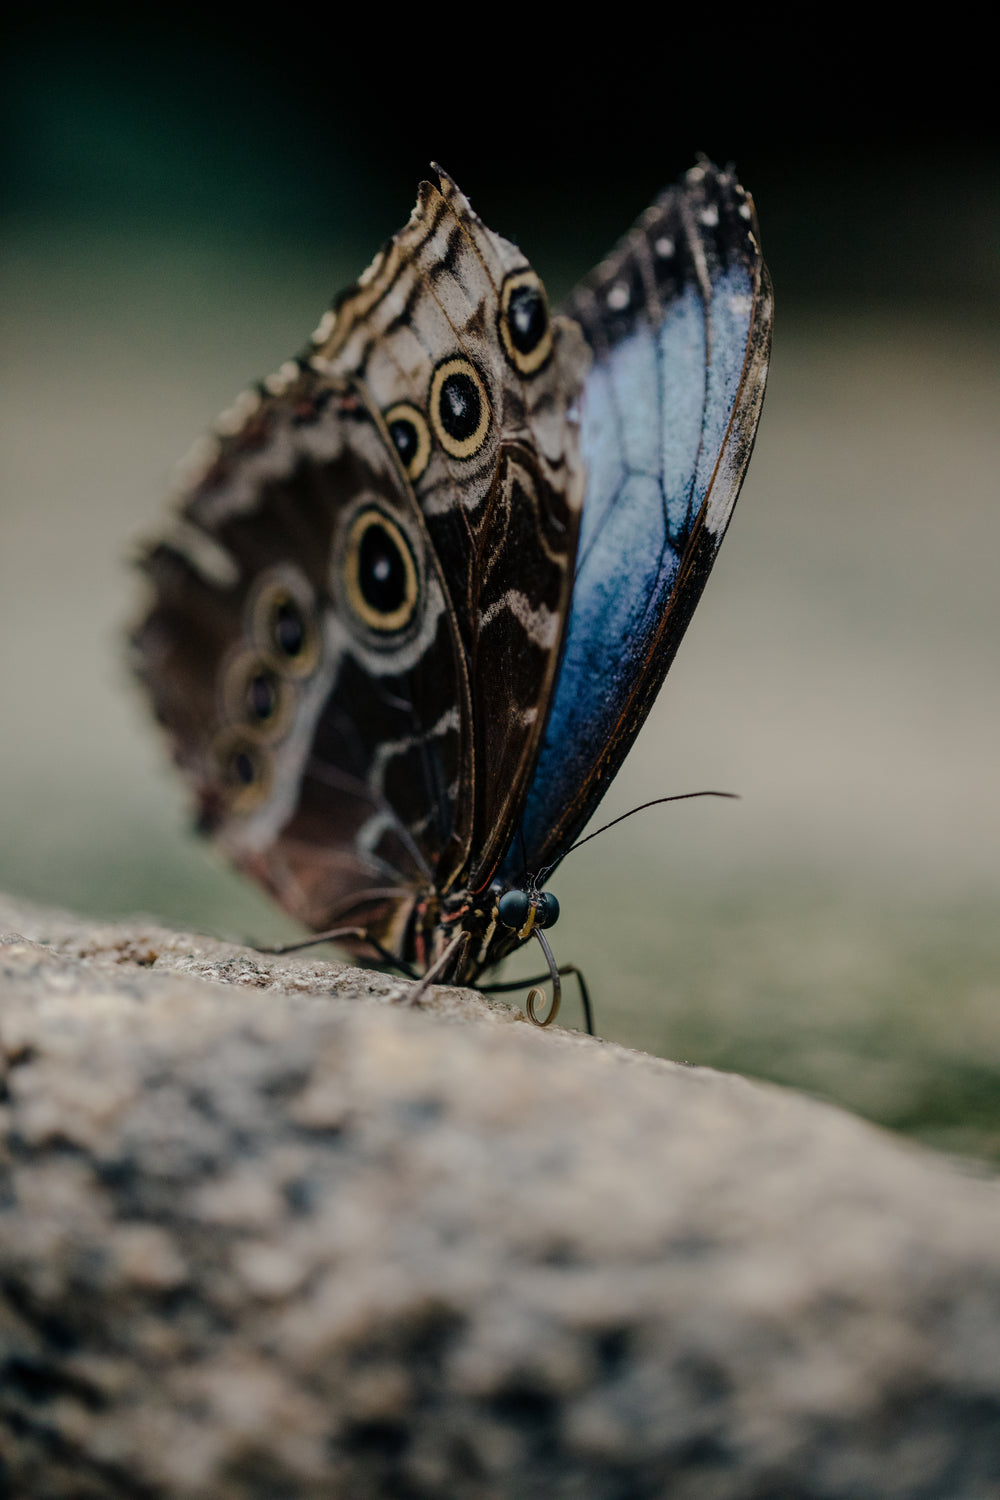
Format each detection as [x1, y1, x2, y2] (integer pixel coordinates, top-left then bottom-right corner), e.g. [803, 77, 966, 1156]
[1, 891, 999, 1499]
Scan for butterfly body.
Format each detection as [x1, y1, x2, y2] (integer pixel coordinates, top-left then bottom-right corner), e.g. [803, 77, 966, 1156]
[133, 163, 772, 1012]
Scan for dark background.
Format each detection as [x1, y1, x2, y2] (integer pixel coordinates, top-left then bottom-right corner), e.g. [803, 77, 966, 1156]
[3, 10, 998, 1158]
[3, 8, 995, 307]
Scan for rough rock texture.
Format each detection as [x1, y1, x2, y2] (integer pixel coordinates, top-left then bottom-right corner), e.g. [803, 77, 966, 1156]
[2, 893, 1000, 1499]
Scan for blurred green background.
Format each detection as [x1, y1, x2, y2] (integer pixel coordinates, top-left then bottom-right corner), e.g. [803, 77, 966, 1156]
[2, 15, 998, 1158]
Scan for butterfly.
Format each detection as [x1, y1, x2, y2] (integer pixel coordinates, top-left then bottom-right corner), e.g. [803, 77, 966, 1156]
[132, 159, 772, 1029]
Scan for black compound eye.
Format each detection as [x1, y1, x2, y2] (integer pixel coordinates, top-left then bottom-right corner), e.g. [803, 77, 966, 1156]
[499, 270, 553, 376]
[497, 890, 531, 930]
[535, 891, 560, 929]
[384, 402, 431, 481]
[429, 357, 491, 459]
[345, 508, 419, 633]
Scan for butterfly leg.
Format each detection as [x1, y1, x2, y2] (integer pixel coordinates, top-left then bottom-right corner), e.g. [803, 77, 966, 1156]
[403, 929, 472, 1009]
[257, 928, 417, 978]
[482, 960, 594, 1036]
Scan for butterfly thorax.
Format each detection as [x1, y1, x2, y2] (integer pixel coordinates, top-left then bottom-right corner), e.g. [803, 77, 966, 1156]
[396, 880, 559, 986]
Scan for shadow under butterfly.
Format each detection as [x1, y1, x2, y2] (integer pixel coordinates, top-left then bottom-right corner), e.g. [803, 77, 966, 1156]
[132, 159, 773, 1033]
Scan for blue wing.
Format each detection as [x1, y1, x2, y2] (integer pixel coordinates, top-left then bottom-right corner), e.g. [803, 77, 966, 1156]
[504, 161, 773, 880]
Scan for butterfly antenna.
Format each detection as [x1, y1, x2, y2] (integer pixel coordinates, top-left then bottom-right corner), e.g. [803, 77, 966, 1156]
[536, 791, 739, 883]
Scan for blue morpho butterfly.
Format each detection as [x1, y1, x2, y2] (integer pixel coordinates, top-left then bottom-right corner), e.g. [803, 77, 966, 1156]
[133, 160, 772, 1032]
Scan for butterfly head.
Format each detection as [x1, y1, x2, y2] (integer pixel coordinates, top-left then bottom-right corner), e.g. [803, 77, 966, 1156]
[494, 886, 560, 941]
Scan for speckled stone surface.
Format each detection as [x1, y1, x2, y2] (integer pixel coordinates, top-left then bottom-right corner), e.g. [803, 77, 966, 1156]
[2, 892, 1000, 1499]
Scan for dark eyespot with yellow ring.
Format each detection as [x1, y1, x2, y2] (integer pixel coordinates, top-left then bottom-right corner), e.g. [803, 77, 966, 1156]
[499, 269, 553, 376]
[246, 670, 280, 723]
[213, 730, 273, 814]
[251, 581, 320, 677]
[344, 508, 419, 633]
[222, 654, 292, 740]
[429, 357, 491, 460]
[384, 402, 431, 482]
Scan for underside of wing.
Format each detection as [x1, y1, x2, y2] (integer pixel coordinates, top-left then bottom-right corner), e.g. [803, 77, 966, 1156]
[507, 160, 774, 879]
[314, 169, 591, 891]
[132, 366, 471, 948]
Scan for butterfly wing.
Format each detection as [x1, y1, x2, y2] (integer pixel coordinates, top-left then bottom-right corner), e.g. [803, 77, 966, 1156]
[133, 366, 476, 951]
[506, 161, 773, 878]
[133, 171, 590, 952]
[316, 168, 590, 892]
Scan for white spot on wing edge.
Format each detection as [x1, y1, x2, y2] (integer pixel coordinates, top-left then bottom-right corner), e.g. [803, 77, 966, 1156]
[174, 433, 221, 489]
[699, 203, 720, 228]
[607, 283, 630, 311]
[216, 388, 261, 437]
[263, 360, 300, 397]
[358, 248, 385, 287]
[704, 461, 740, 534]
[311, 308, 337, 344]
[161, 519, 241, 588]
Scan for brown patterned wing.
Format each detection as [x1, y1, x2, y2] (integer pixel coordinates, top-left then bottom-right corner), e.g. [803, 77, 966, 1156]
[313, 169, 591, 892]
[132, 364, 471, 951]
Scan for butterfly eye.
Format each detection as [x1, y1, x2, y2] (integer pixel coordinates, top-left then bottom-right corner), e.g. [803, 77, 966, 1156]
[497, 890, 530, 930]
[499, 270, 553, 376]
[534, 891, 560, 929]
[222, 655, 292, 740]
[344, 508, 419, 633]
[249, 576, 320, 678]
[212, 730, 273, 814]
[429, 357, 491, 460]
[383, 402, 431, 482]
